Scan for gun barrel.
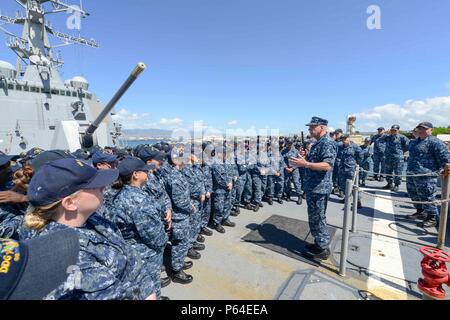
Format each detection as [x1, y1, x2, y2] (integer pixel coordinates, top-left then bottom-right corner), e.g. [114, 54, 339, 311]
[84, 62, 147, 138]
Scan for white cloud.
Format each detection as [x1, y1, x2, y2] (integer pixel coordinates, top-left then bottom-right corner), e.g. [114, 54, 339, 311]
[111, 108, 152, 129]
[228, 120, 238, 126]
[159, 118, 184, 126]
[355, 96, 450, 132]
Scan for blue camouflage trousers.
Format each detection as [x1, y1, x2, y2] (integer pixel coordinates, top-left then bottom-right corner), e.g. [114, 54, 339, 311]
[385, 158, 403, 186]
[265, 174, 285, 199]
[189, 200, 203, 245]
[360, 161, 372, 184]
[373, 153, 385, 177]
[236, 172, 249, 204]
[406, 176, 439, 218]
[284, 169, 302, 197]
[143, 251, 163, 299]
[339, 169, 361, 201]
[333, 160, 340, 188]
[242, 174, 255, 204]
[251, 173, 267, 204]
[170, 217, 191, 271]
[201, 197, 212, 228]
[306, 193, 331, 250]
[212, 190, 232, 225]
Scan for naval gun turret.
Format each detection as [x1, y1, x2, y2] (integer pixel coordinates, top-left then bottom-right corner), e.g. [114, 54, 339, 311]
[80, 62, 146, 149]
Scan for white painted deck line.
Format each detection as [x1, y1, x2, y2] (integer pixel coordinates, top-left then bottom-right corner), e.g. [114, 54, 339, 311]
[366, 190, 409, 299]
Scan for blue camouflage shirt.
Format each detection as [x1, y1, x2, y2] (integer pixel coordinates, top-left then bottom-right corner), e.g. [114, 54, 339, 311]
[36, 214, 155, 300]
[164, 166, 194, 221]
[371, 133, 387, 154]
[109, 184, 168, 259]
[338, 143, 363, 173]
[382, 134, 409, 160]
[304, 134, 337, 194]
[407, 136, 450, 174]
[143, 172, 172, 216]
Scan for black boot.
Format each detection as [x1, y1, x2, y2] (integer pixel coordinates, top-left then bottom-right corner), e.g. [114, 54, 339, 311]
[222, 219, 236, 227]
[296, 196, 303, 205]
[253, 205, 260, 212]
[407, 209, 427, 220]
[161, 276, 171, 288]
[277, 198, 283, 204]
[267, 198, 273, 205]
[258, 202, 264, 208]
[187, 248, 201, 260]
[201, 227, 213, 237]
[160, 296, 170, 300]
[245, 203, 254, 211]
[213, 223, 226, 234]
[392, 185, 399, 192]
[417, 216, 438, 228]
[357, 201, 363, 209]
[171, 269, 193, 285]
[183, 261, 193, 270]
[197, 234, 205, 243]
[382, 183, 393, 190]
[193, 242, 205, 251]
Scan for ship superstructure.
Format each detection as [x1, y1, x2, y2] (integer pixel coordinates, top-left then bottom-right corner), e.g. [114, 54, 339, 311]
[0, 0, 122, 154]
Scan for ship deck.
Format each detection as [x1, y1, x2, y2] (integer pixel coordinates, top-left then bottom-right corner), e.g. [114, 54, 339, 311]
[162, 178, 450, 300]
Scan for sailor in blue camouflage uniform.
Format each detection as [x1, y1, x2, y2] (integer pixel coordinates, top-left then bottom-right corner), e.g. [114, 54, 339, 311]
[211, 147, 234, 233]
[236, 142, 255, 211]
[163, 149, 195, 284]
[264, 144, 285, 205]
[338, 135, 363, 208]
[106, 157, 168, 299]
[182, 153, 206, 259]
[290, 117, 337, 260]
[24, 158, 156, 300]
[242, 143, 259, 211]
[200, 142, 214, 237]
[371, 127, 387, 182]
[281, 138, 303, 205]
[382, 125, 410, 192]
[0, 153, 25, 240]
[249, 140, 269, 209]
[405, 122, 450, 228]
[332, 129, 344, 194]
[226, 147, 241, 216]
[359, 137, 373, 187]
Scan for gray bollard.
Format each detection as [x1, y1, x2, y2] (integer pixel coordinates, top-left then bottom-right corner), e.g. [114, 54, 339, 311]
[351, 166, 360, 233]
[437, 164, 450, 250]
[339, 179, 354, 277]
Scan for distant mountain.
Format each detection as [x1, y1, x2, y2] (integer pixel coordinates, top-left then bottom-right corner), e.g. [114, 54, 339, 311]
[122, 129, 173, 139]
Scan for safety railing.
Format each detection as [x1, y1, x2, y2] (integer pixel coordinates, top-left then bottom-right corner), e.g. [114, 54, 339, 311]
[339, 163, 450, 277]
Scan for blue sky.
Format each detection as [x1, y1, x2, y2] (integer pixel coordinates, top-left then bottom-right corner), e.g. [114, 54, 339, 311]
[1, 0, 450, 133]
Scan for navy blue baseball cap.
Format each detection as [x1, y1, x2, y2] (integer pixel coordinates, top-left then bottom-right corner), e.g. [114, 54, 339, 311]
[377, 127, 385, 131]
[118, 157, 155, 177]
[0, 229, 79, 300]
[30, 150, 75, 173]
[306, 117, 329, 126]
[138, 148, 166, 163]
[416, 122, 434, 129]
[0, 152, 19, 167]
[335, 129, 343, 134]
[28, 158, 119, 207]
[91, 152, 117, 165]
[391, 125, 400, 130]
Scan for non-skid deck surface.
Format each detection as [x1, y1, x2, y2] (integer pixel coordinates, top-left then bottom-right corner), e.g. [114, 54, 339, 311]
[242, 215, 337, 267]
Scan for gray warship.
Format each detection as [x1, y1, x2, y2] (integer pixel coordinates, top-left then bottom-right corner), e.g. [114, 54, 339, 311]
[0, 0, 126, 155]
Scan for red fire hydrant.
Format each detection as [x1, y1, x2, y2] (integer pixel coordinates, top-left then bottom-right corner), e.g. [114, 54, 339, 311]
[418, 247, 450, 299]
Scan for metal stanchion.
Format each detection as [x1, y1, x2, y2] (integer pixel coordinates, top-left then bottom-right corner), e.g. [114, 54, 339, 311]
[437, 164, 450, 250]
[351, 166, 360, 233]
[339, 179, 353, 277]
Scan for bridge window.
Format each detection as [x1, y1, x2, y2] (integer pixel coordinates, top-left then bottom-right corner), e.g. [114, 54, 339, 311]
[8, 84, 14, 90]
[67, 91, 71, 96]
[16, 85, 22, 91]
[24, 86, 29, 92]
[86, 93, 92, 100]
[30, 87, 37, 92]
[51, 89, 58, 95]
[72, 91, 77, 97]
